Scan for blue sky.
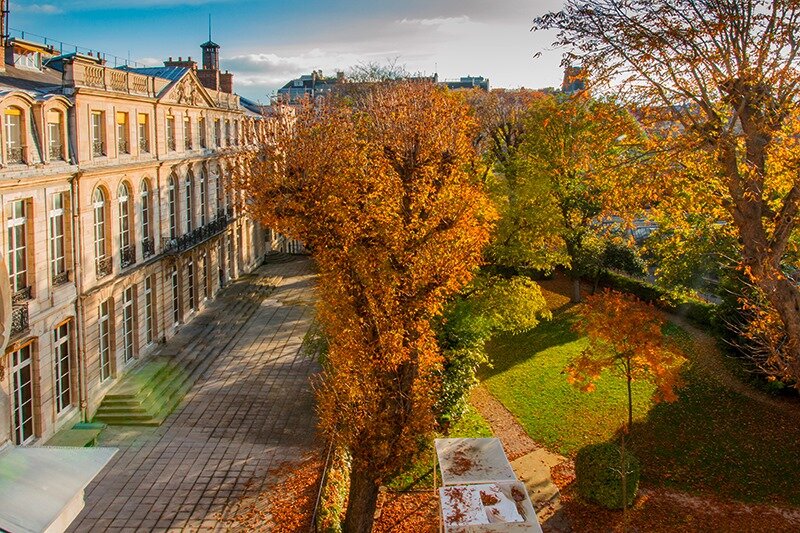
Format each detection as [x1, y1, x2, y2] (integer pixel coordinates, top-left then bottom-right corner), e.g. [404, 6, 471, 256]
[11, 0, 567, 102]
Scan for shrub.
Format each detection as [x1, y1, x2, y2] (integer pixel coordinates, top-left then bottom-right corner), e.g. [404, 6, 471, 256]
[575, 442, 640, 509]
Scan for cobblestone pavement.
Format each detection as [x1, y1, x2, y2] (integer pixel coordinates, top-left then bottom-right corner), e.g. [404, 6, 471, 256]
[69, 256, 319, 532]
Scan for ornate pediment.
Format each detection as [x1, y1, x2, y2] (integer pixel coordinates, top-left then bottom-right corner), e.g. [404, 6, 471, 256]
[161, 72, 215, 108]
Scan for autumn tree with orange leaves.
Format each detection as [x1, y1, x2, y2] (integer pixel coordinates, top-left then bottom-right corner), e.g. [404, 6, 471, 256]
[567, 290, 687, 429]
[232, 82, 495, 532]
[535, 0, 800, 385]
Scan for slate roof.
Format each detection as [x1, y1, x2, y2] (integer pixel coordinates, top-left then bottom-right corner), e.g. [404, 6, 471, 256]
[0, 64, 62, 95]
[121, 66, 189, 82]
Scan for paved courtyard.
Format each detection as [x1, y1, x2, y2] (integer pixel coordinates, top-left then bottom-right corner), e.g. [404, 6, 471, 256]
[69, 256, 319, 532]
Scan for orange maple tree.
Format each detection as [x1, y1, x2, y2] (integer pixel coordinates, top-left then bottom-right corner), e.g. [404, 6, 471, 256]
[232, 82, 495, 532]
[567, 289, 686, 428]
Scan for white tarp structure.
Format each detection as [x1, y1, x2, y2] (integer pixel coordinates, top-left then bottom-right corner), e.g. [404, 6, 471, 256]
[435, 438, 543, 533]
[0, 444, 118, 533]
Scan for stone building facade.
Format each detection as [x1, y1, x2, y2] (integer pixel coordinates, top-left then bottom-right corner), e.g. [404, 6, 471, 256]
[0, 35, 271, 447]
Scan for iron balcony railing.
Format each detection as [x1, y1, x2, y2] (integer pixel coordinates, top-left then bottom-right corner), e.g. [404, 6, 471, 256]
[92, 140, 105, 157]
[53, 270, 70, 286]
[142, 237, 155, 258]
[49, 144, 63, 161]
[6, 146, 24, 164]
[167, 137, 176, 151]
[10, 303, 29, 337]
[118, 138, 129, 154]
[139, 137, 149, 153]
[162, 210, 233, 255]
[96, 255, 112, 278]
[12, 286, 32, 303]
[120, 245, 136, 268]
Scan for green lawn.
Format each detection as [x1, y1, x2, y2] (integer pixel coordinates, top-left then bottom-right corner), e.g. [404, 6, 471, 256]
[482, 301, 800, 506]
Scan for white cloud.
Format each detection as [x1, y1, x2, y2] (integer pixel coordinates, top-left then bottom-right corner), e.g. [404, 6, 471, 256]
[399, 15, 471, 27]
[10, 2, 63, 14]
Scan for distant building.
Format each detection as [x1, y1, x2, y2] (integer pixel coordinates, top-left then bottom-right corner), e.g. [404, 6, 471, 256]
[562, 65, 586, 94]
[276, 71, 489, 103]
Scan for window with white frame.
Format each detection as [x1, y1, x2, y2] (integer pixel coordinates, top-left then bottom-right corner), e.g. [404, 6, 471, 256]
[49, 192, 67, 283]
[53, 321, 72, 414]
[166, 115, 176, 151]
[7, 199, 29, 295]
[4, 107, 24, 164]
[118, 182, 133, 268]
[141, 179, 152, 256]
[187, 259, 195, 312]
[168, 175, 178, 239]
[138, 113, 150, 153]
[116, 112, 129, 154]
[199, 170, 207, 226]
[121, 286, 135, 364]
[144, 275, 154, 344]
[198, 116, 207, 148]
[183, 115, 192, 150]
[93, 188, 109, 277]
[98, 300, 111, 381]
[91, 111, 105, 156]
[185, 173, 194, 233]
[224, 120, 231, 146]
[47, 110, 64, 161]
[216, 168, 223, 212]
[10, 343, 35, 444]
[213, 119, 221, 147]
[171, 266, 180, 325]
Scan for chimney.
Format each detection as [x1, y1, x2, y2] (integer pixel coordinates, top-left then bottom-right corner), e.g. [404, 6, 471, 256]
[219, 70, 233, 94]
[0, 0, 6, 72]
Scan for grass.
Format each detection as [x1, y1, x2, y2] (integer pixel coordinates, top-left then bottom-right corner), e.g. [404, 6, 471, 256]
[386, 404, 493, 491]
[481, 288, 800, 506]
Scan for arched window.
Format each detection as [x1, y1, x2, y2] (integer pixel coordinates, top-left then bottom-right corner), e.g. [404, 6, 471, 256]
[4, 106, 25, 164]
[199, 170, 207, 226]
[93, 188, 109, 277]
[168, 175, 177, 239]
[118, 182, 134, 268]
[185, 172, 194, 233]
[141, 179, 153, 257]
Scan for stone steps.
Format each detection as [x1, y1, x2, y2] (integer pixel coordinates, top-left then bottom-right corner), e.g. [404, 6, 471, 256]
[93, 272, 280, 426]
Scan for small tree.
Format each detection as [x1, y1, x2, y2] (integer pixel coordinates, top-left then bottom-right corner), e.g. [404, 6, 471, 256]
[566, 289, 686, 429]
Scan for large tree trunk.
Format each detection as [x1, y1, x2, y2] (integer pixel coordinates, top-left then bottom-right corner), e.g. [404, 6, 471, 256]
[754, 267, 800, 380]
[571, 275, 582, 303]
[343, 464, 380, 533]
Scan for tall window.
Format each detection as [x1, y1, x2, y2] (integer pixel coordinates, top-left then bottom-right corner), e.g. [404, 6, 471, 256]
[4, 107, 24, 164]
[213, 119, 221, 147]
[166, 115, 176, 151]
[168, 175, 177, 239]
[7, 199, 28, 295]
[10, 344, 34, 444]
[201, 252, 209, 300]
[224, 120, 231, 146]
[141, 179, 152, 257]
[198, 116, 207, 148]
[116, 112, 129, 154]
[91, 111, 105, 157]
[138, 113, 149, 153]
[144, 275, 154, 344]
[216, 169, 224, 212]
[185, 173, 194, 233]
[49, 192, 67, 283]
[187, 259, 195, 312]
[118, 183, 133, 268]
[54, 322, 72, 414]
[199, 171, 207, 226]
[93, 188, 109, 277]
[234, 121, 239, 145]
[121, 286, 135, 364]
[98, 300, 111, 381]
[171, 267, 180, 325]
[183, 115, 192, 150]
[47, 110, 63, 161]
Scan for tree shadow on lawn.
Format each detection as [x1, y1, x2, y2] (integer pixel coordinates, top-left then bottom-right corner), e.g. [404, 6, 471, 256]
[479, 307, 582, 380]
[623, 366, 800, 506]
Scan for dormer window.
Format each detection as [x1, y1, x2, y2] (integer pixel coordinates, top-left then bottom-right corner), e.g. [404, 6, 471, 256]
[47, 110, 64, 161]
[4, 108, 24, 164]
[14, 50, 41, 71]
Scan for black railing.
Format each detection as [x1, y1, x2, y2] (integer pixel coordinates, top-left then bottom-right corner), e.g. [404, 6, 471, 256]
[10, 303, 28, 337]
[142, 238, 155, 258]
[96, 255, 112, 277]
[167, 137, 176, 151]
[49, 144, 63, 161]
[162, 212, 232, 255]
[6, 146, 24, 164]
[53, 270, 70, 285]
[120, 245, 136, 268]
[12, 286, 31, 303]
[139, 137, 149, 153]
[92, 140, 104, 157]
[118, 139, 129, 154]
